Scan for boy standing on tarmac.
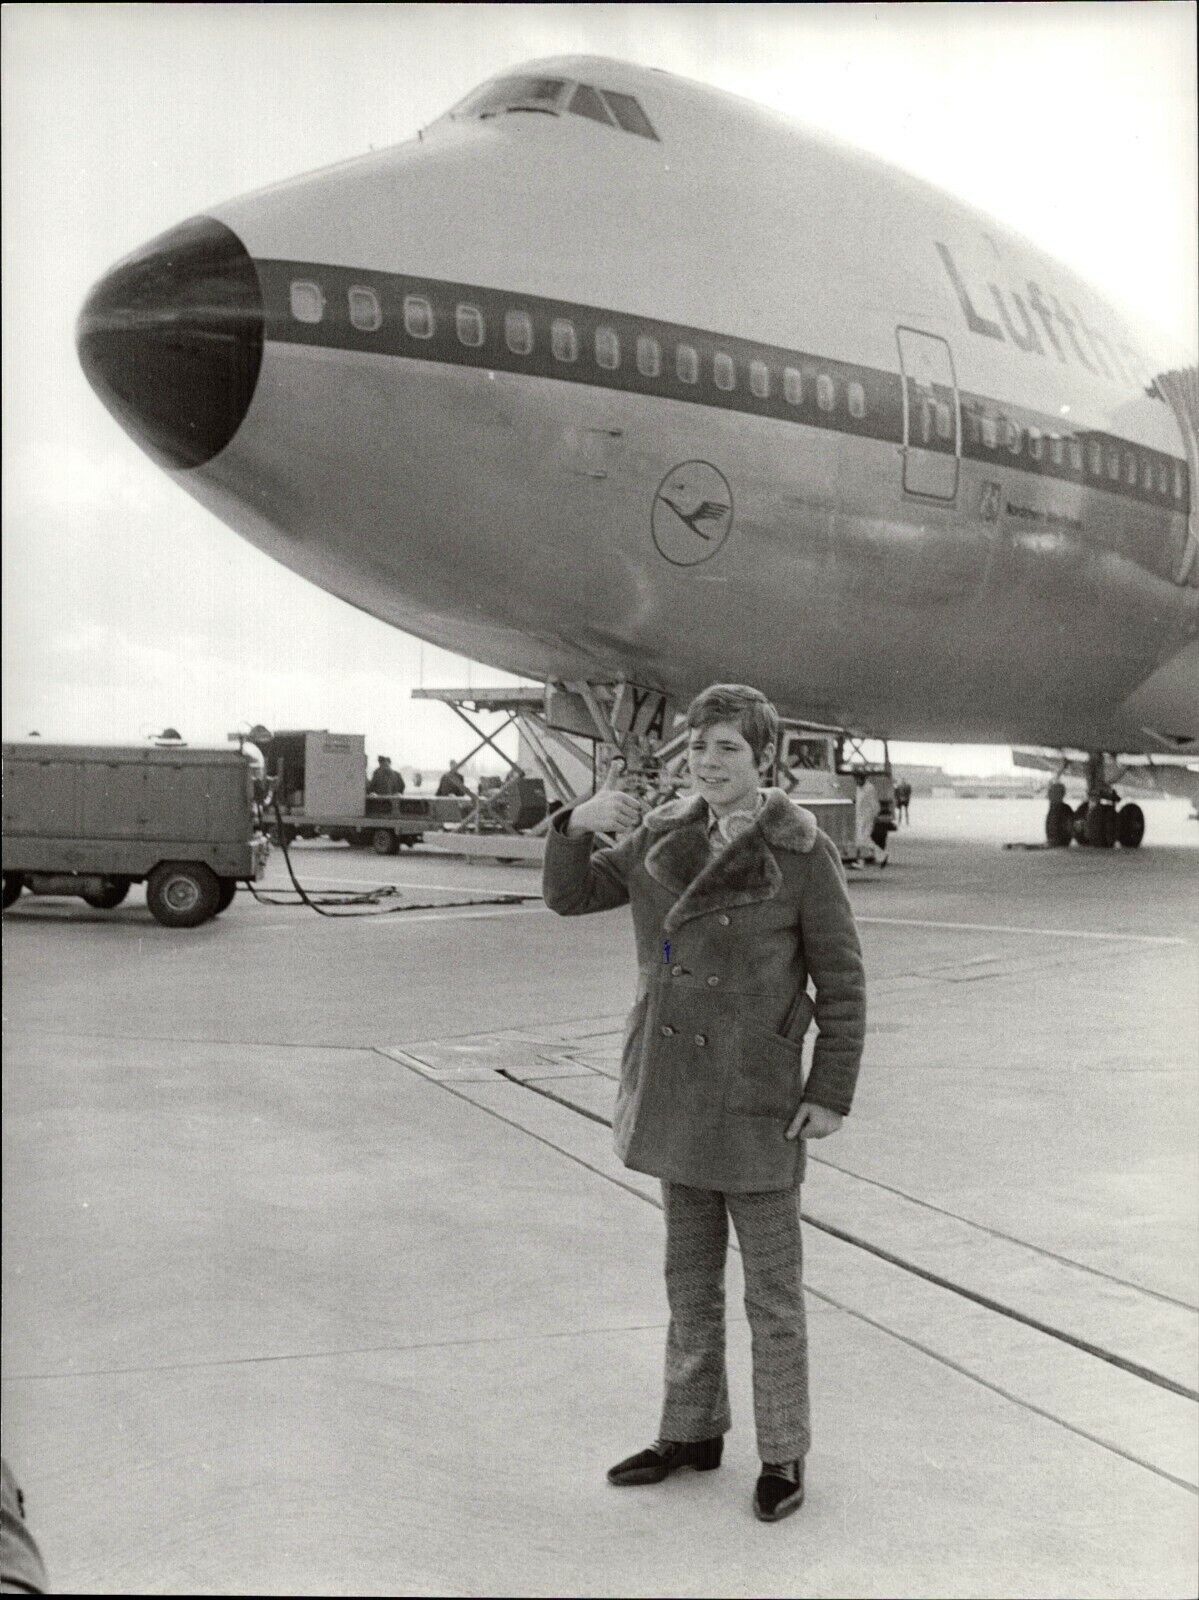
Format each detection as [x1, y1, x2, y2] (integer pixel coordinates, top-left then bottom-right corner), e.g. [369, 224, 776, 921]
[543, 683, 866, 1522]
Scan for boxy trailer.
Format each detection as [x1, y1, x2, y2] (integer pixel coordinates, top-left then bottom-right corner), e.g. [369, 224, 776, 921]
[257, 729, 466, 853]
[2, 742, 270, 927]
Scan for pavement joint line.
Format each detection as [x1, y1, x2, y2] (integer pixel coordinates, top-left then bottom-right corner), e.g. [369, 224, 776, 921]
[506, 1070, 1199, 1324]
[0, 1320, 674, 1385]
[496, 1070, 611, 1125]
[377, 1052, 1199, 1494]
[856, 915, 1189, 945]
[800, 1214, 1199, 1401]
[8, 1026, 1192, 1320]
[490, 1071, 1199, 1403]
[0, 1029, 385, 1053]
[374, 1047, 660, 1207]
[793, 1287, 1199, 1497]
[809, 1155, 1199, 1313]
[419, 1044, 1197, 1310]
[389, 1013, 626, 1048]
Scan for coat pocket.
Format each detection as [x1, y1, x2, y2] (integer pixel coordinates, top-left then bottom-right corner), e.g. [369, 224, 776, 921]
[727, 1019, 804, 1118]
[620, 990, 649, 1080]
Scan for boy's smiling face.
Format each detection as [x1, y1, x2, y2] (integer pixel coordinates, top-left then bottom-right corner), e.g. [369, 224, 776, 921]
[687, 720, 773, 817]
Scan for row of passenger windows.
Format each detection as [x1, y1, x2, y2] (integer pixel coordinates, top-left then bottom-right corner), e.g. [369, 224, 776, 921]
[290, 280, 868, 415]
[969, 409, 1184, 496]
[287, 279, 1187, 500]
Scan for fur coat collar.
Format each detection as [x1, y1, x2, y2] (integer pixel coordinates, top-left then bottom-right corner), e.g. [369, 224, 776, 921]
[643, 787, 819, 931]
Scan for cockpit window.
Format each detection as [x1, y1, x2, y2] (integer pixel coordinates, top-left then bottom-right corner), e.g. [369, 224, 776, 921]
[454, 76, 567, 119]
[568, 84, 614, 126]
[454, 76, 658, 140]
[599, 89, 659, 141]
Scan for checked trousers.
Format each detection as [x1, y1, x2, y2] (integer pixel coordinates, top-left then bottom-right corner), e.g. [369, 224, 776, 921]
[657, 1181, 811, 1464]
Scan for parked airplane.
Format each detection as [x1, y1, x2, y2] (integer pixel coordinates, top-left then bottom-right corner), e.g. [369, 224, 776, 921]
[76, 56, 1198, 846]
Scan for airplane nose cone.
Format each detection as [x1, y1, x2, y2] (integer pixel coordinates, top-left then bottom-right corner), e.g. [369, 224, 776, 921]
[77, 215, 263, 470]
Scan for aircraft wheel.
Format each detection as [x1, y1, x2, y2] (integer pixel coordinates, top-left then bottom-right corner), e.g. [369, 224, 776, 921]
[3, 873, 25, 909]
[1045, 802, 1073, 847]
[1077, 803, 1116, 848]
[1117, 803, 1145, 849]
[214, 877, 238, 913]
[1087, 804, 1117, 848]
[146, 862, 220, 928]
[82, 877, 130, 910]
[372, 828, 399, 855]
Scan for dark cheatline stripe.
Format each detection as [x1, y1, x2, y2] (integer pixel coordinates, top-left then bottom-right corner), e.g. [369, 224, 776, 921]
[255, 258, 1188, 515]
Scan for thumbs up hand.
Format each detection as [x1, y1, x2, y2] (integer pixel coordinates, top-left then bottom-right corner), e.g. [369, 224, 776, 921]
[567, 757, 646, 837]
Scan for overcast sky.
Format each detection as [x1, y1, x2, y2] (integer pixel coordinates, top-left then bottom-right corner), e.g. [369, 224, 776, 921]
[3, 2, 1196, 774]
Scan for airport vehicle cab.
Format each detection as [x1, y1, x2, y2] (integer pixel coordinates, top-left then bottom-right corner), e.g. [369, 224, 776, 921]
[1, 741, 270, 927]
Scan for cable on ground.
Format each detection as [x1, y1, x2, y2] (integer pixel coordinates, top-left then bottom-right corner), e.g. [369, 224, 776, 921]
[241, 794, 539, 918]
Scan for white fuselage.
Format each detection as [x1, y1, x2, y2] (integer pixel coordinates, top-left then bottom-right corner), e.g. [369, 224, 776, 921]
[81, 56, 1199, 751]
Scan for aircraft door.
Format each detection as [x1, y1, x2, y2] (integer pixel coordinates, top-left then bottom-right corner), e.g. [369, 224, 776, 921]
[897, 327, 960, 500]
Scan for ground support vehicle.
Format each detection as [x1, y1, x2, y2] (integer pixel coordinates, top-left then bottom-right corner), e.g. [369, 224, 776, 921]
[253, 727, 470, 852]
[416, 683, 865, 858]
[764, 727, 890, 859]
[2, 742, 270, 927]
[271, 793, 469, 854]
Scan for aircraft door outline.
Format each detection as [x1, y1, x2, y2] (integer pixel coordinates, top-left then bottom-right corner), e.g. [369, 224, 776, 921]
[896, 327, 961, 501]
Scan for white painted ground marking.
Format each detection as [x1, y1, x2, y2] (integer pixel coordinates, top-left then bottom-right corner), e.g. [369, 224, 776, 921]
[261, 875, 536, 896]
[857, 916, 1188, 946]
[244, 902, 550, 930]
[357, 902, 552, 928]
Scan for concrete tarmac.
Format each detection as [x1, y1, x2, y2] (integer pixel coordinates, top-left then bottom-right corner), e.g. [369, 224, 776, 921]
[3, 797, 1197, 1596]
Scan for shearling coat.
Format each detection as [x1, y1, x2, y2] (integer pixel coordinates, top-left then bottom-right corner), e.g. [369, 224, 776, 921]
[543, 788, 866, 1192]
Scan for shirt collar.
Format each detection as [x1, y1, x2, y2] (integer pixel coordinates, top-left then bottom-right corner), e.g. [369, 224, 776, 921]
[705, 789, 765, 845]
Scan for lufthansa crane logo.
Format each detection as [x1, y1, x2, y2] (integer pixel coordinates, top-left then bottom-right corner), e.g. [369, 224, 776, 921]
[652, 461, 733, 566]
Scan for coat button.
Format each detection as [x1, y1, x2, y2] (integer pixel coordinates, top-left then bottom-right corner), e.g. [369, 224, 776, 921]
[717, 914, 730, 926]
[661, 1024, 676, 1036]
[671, 964, 684, 977]
[694, 1033, 708, 1046]
[706, 975, 720, 986]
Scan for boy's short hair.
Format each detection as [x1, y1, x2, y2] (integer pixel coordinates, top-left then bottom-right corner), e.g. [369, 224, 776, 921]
[685, 684, 779, 762]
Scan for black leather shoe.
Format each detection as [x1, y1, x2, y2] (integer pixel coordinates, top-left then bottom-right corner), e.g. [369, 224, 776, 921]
[607, 1435, 723, 1485]
[754, 1459, 804, 1521]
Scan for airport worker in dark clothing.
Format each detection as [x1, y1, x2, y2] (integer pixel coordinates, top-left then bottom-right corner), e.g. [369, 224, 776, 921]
[436, 761, 470, 798]
[894, 780, 912, 824]
[543, 683, 866, 1523]
[368, 756, 405, 796]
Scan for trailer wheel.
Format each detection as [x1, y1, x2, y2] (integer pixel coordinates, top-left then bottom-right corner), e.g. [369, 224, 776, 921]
[82, 877, 130, 910]
[214, 878, 238, 913]
[146, 862, 220, 927]
[371, 828, 399, 855]
[2, 873, 25, 909]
